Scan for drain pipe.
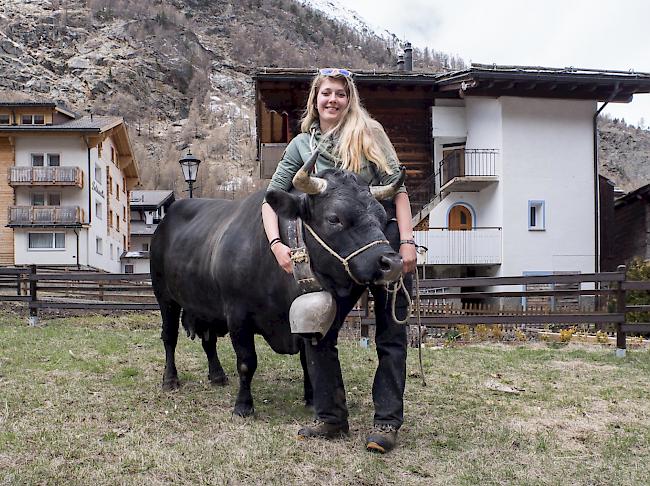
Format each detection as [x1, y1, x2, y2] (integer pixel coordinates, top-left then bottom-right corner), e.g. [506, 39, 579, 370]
[593, 82, 620, 273]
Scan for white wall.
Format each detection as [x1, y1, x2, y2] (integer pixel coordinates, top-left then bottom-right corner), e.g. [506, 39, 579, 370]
[499, 97, 596, 276]
[427, 95, 597, 278]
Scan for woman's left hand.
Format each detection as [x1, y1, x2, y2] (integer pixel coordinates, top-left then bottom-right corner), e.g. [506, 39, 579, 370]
[400, 242, 417, 274]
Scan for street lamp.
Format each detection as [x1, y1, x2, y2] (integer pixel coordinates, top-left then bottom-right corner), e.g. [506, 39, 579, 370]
[179, 151, 201, 198]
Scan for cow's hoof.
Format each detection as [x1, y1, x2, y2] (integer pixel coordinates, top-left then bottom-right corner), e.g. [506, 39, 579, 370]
[209, 373, 229, 386]
[233, 403, 254, 417]
[162, 377, 180, 391]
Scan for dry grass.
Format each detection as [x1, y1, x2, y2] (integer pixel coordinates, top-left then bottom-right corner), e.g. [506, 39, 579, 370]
[2, 309, 650, 485]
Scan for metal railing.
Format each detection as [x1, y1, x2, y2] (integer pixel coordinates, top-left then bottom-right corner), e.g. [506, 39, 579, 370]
[440, 149, 498, 186]
[9, 167, 83, 187]
[414, 227, 502, 265]
[8, 205, 84, 225]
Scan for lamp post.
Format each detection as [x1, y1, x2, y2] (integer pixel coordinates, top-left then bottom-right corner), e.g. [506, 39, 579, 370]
[179, 151, 201, 198]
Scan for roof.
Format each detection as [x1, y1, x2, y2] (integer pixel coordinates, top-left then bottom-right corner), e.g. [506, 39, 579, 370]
[0, 115, 122, 132]
[130, 190, 175, 208]
[615, 184, 650, 208]
[0, 101, 77, 118]
[121, 250, 150, 259]
[255, 63, 650, 102]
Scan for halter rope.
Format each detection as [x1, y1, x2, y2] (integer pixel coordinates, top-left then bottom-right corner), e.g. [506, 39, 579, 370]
[303, 223, 389, 286]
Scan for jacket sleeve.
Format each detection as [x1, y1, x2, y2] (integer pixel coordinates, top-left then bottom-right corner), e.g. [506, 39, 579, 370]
[377, 146, 407, 195]
[266, 136, 306, 193]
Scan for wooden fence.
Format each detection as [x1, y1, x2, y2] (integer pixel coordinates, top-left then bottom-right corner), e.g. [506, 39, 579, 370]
[1, 265, 649, 353]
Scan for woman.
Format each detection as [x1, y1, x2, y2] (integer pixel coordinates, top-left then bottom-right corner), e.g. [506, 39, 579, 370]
[262, 68, 416, 453]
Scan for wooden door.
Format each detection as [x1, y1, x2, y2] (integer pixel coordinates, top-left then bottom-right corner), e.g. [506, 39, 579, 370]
[448, 205, 472, 230]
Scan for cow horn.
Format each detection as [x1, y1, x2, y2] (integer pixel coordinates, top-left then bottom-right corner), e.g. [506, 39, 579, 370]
[369, 166, 406, 200]
[292, 151, 328, 195]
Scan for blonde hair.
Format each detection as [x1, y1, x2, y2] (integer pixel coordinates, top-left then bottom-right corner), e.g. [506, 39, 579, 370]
[300, 73, 396, 175]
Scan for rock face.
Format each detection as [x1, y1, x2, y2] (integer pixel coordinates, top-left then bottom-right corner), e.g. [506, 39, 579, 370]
[0, 1, 647, 196]
[599, 118, 650, 193]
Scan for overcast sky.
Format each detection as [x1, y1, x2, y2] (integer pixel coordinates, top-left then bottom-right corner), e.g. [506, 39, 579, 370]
[345, 0, 650, 126]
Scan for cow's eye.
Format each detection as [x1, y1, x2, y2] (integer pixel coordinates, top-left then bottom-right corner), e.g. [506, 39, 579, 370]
[327, 214, 341, 225]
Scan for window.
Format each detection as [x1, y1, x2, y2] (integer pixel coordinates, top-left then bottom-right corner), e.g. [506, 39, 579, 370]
[107, 173, 113, 195]
[28, 232, 65, 250]
[122, 177, 126, 192]
[109, 209, 114, 227]
[116, 184, 120, 200]
[142, 243, 149, 252]
[123, 234, 127, 249]
[528, 200, 545, 231]
[0, 114, 9, 124]
[32, 153, 60, 167]
[21, 114, 45, 125]
[116, 214, 120, 231]
[111, 147, 116, 163]
[96, 237, 103, 255]
[31, 193, 60, 206]
[123, 206, 127, 221]
[110, 243, 114, 259]
[98, 142, 103, 158]
[32, 193, 45, 206]
[31, 154, 44, 167]
[47, 154, 60, 167]
[95, 201, 103, 219]
[124, 264, 134, 274]
[94, 164, 102, 183]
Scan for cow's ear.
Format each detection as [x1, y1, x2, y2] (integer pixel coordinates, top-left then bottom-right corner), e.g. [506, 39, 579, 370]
[265, 190, 307, 219]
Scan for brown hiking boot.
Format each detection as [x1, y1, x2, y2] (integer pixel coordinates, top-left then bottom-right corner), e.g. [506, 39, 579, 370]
[297, 420, 349, 440]
[366, 424, 398, 453]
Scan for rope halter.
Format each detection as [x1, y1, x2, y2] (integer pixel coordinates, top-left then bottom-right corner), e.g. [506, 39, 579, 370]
[303, 223, 389, 286]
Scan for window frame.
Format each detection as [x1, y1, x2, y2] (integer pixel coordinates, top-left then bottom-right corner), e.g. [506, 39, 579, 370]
[528, 200, 546, 231]
[28, 232, 66, 251]
[96, 237, 103, 255]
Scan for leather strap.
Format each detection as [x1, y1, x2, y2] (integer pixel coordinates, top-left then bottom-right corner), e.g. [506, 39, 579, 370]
[286, 218, 324, 293]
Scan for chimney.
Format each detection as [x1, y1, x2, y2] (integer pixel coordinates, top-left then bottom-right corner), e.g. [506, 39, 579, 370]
[404, 42, 413, 72]
[397, 55, 405, 72]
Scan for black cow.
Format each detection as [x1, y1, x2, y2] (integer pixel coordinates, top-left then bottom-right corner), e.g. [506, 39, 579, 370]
[150, 158, 403, 417]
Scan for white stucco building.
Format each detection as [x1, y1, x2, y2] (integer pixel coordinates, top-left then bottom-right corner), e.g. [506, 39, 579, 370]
[255, 64, 650, 284]
[121, 190, 175, 273]
[0, 102, 139, 272]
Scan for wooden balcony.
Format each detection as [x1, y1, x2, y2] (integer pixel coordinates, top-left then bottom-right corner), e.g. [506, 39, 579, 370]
[8, 206, 85, 226]
[8, 167, 84, 188]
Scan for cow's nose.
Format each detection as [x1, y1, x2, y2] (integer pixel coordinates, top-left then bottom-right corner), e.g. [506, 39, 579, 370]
[376, 254, 403, 284]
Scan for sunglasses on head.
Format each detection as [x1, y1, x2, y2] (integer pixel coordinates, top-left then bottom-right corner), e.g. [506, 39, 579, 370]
[319, 68, 353, 78]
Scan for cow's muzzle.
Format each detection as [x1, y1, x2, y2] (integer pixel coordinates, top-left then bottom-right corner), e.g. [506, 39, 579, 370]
[375, 254, 403, 285]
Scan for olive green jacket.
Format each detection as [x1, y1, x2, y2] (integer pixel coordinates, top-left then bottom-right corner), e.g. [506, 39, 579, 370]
[266, 125, 406, 195]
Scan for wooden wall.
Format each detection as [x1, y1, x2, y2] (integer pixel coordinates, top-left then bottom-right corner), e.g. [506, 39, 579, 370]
[0, 137, 15, 264]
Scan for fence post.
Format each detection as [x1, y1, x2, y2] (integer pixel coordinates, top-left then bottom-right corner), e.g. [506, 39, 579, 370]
[615, 264, 627, 358]
[28, 265, 38, 326]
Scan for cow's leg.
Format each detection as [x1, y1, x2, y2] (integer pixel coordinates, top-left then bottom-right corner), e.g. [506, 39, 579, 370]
[201, 332, 228, 386]
[299, 344, 313, 408]
[229, 325, 257, 417]
[160, 300, 182, 390]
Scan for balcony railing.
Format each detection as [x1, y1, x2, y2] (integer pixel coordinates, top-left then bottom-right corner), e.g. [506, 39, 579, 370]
[8, 206, 84, 226]
[414, 227, 502, 265]
[440, 149, 499, 192]
[9, 167, 83, 188]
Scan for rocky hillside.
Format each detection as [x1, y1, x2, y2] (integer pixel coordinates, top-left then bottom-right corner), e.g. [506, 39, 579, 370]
[599, 116, 650, 193]
[1, 0, 647, 197]
[0, 0, 461, 197]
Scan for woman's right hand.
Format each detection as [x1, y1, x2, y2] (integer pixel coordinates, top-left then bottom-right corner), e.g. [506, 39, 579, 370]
[271, 242, 293, 274]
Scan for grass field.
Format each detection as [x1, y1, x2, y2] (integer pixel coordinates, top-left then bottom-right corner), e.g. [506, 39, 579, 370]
[1, 309, 650, 485]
